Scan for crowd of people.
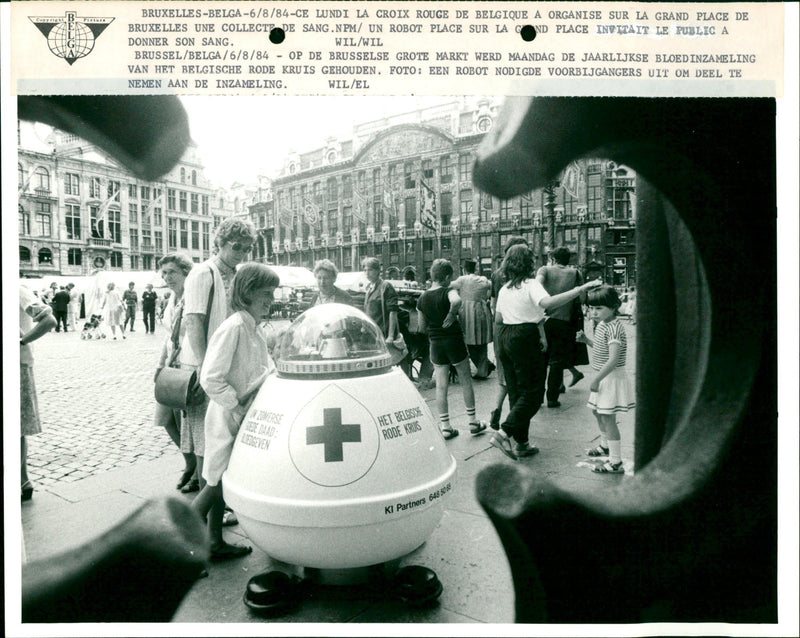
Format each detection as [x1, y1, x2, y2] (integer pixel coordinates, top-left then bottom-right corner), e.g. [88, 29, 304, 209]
[20, 221, 636, 573]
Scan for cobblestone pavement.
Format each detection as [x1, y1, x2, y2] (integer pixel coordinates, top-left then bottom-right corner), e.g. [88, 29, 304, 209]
[26, 314, 636, 487]
[26, 318, 293, 487]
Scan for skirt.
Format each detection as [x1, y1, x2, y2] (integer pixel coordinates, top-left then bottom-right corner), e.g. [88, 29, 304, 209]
[202, 401, 244, 486]
[587, 368, 635, 414]
[21, 364, 42, 436]
[179, 363, 208, 456]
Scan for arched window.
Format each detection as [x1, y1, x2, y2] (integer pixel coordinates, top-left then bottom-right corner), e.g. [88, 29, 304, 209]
[19, 205, 31, 235]
[20, 245, 31, 262]
[180, 167, 186, 183]
[34, 166, 50, 192]
[191, 170, 197, 186]
[68, 248, 83, 266]
[38, 247, 53, 264]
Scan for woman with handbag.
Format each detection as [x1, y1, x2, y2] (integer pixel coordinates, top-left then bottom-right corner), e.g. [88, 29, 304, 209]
[153, 252, 197, 491]
[362, 257, 410, 371]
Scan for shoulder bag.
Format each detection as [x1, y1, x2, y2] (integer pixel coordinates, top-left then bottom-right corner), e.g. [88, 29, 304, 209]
[380, 281, 408, 365]
[154, 271, 215, 409]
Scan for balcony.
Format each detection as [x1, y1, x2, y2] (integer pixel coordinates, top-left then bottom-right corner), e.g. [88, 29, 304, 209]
[33, 187, 53, 197]
[88, 237, 113, 248]
[141, 243, 155, 254]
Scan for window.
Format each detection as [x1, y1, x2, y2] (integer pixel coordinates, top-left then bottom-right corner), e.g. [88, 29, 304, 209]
[440, 156, 453, 183]
[35, 167, 50, 191]
[461, 236, 472, 251]
[588, 172, 604, 216]
[20, 245, 31, 262]
[342, 176, 352, 199]
[65, 204, 81, 239]
[191, 193, 199, 214]
[167, 188, 176, 210]
[422, 159, 434, 180]
[342, 206, 352, 232]
[201, 195, 209, 215]
[327, 208, 338, 235]
[140, 185, 150, 200]
[459, 112, 473, 134]
[459, 154, 472, 183]
[404, 196, 416, 227]
[67, 248, 82, 266]
[180, 219, 188, 248]
[192, 221, 200, 249]
[404, 162, 416, 189]
[38, 247, 53, 264]
[588, 226, 602, 242]
[19, 206, 31, 235]
[129, 183, 138, 198]
[142, 229, 152, 249]
[90, 206, 101, 238]
[388, 164, 397, 190]
[108, 180, 121, 201]
[459, 189, 473, 222]
[372, 168, 381, 196]
[500, 197, 513, 221]
[480, 234, 492, 249]
[168, 219, 177, 248]
[64, 173, 80, 196]
[89, 176, 102, 198]
[180, 167, 186, 183]
[155, 230, 164, 252]
[372, 201, 384, 229]
[130, 229, 139, 250]
[191, 170, 197, 186]
[327, 178, 338, 203]
[564, 228, 577, 242]
[129, 203, 138, 224]
[36, 207, 52, 236]
[357, 171, 366, 196]
[179, 191, 187, 213]
[202, 223, 210, 250]
[110, 251, 123, 268]
[440, 192, 452, 226]
[108, 210, 122, 243]
[520, 194, 534, 219]
[130, 255, 140, 269]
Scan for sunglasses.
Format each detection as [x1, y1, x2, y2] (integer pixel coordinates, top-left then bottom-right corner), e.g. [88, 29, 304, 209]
[230, 242, 253, 253]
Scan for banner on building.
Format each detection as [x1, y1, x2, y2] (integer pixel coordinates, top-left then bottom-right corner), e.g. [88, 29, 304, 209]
[277, 199, 293, 227]
[352, 188, 367, 223]
[562, 161, 581, 199]
[302, 196, 320, 226]
[143, 191, 163, 215]
[418, 178, 439, 233]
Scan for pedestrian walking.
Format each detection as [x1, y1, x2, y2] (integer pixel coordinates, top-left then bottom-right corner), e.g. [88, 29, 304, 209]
[122, 282, 138, 332]
[100, 282, 126, 339]
[194, 263, 280, 561]
[20, 285, 57, 501]
[153, 253, 196, 491]
[576, 286, 635, 474]
[536, 247, 588, 407]
[490, 245, 600, 460]
[67, 283, 81, 331]
[52, 286, 71, 333]
[416, 259, 487, 440]
[452, 258, 494, 379]
[181, 218, 256, 527]
[141, 283, 158, 334]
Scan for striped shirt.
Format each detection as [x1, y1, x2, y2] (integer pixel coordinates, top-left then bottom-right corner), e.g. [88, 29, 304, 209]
[590, 319, 628, 371]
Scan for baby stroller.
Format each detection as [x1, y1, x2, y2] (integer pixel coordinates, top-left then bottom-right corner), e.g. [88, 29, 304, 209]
[81, 314, 106, 340]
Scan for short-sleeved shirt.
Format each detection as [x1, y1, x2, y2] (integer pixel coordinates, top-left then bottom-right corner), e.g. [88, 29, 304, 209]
[141, 290, 158, 309]
[363, 279, 398, 337]
[536, 265, 583, 321]
[590, 318, 628, 371]
[416, 287, 462, 341]
[181, 260, 234, 367]
[122, 289, 138, 307]
[495, 278, 548, 325]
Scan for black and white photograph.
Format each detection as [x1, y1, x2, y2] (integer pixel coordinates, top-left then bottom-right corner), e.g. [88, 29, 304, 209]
[5, 2, 798, 636]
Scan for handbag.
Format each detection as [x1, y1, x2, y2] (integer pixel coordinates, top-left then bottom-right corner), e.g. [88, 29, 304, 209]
[154, 274, 214, 409]
[380, 282, 409, 365]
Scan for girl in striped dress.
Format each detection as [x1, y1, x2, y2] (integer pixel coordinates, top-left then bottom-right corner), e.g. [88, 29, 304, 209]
[576, 286, 634, 474]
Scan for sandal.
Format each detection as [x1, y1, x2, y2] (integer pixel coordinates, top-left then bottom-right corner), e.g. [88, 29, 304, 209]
[210, 542, 253, 561]
[176, 469, 196, 490]
[222, 509, 239, 526]
[469, 421, 488, 436]
[593, 460, 624, 474]
[441, 427, 459, 440]
[489, 433, 517, 460]
[586, 445, 610, 457]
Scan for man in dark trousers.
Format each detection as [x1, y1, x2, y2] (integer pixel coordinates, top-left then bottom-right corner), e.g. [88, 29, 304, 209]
[52, 285, 71, 332]
[141, 284, 158, 334]
[122, 282, 138, 332]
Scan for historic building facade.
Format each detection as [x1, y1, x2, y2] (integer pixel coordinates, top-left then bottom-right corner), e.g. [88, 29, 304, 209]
[18, 123, 226, 278]
[256, 99, 637, 287]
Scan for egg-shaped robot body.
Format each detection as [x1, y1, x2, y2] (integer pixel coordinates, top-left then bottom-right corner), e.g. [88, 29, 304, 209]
[224, 304, 456, 569]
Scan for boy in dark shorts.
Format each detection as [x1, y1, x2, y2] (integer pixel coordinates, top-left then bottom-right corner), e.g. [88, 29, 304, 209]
[417, 259, 487, 440]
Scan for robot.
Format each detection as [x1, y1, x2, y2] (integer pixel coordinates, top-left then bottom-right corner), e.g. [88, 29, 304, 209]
[222, 304, 456, 615]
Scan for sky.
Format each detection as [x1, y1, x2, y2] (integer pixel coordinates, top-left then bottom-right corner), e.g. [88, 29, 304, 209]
[179, 95, 477, 187]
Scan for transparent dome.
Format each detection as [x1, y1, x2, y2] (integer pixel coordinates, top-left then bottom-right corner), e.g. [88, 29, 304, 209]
[276, 303, 391, 376]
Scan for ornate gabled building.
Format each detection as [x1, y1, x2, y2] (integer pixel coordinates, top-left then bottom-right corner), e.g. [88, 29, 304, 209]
[252, 99, 637, 287]
[18, 121, 222, 278]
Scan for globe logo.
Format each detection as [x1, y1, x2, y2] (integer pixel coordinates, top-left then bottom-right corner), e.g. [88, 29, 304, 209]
[47, 20, 95, 65]
[30, 11, 114, 66]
